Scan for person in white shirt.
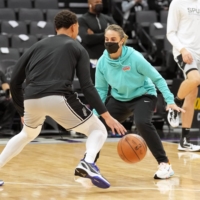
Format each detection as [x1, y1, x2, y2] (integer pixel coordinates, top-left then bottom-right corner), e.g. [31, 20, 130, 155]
[167, 0, 200, 151]
[121, 1, 147, 24]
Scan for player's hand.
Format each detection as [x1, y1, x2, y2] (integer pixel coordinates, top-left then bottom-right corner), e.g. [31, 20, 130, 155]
[180, 48, 193, 64]
[101, 112, 127, 135]
[166, 104, 185, 113]
[21, 117, 24, 124]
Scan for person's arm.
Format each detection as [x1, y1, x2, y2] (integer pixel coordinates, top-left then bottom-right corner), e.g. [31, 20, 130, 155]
[147, 0, 164, 12]
[76, 47, 108, 115]
[166, 1, 184, 52]
[136, 54, 174, 104]
[10, 49, 32, 117]
[105, 14, 117, 25]
[121, 1, 136, 13]
[78, 17, 104, 46]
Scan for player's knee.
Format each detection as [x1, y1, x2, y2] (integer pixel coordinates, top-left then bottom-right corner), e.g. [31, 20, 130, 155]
[190, 78, 200, 87]
[96, 120, 108, 139]
[22, 125, 41, 140]
[89, 117, 108, 139]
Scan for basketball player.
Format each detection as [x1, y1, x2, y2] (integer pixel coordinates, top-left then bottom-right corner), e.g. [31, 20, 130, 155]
[167, 0, 200, 151]
[0, 10, 126, 188]
[94, 24, 184, 179]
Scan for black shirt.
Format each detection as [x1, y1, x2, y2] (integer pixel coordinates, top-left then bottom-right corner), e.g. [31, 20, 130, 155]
[78, 12, 116, 59]
[10, 34, 107, 117]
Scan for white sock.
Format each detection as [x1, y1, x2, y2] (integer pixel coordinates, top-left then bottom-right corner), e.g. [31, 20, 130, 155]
[0, 125, 41, 168]
[85, 129, 107, 163]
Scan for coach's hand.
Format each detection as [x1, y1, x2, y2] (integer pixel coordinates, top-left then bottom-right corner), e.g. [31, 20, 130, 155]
[180, 48, 193, 64]
[101, 112, 127, 135]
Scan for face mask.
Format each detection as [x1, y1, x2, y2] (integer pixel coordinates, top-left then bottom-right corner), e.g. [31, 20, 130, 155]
[94, 4, 103, 14]
[104, 42, 120, 54]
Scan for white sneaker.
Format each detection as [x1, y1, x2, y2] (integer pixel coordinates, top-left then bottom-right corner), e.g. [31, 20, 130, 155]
[154, 163, 174, 179]
[167, 108, 179, 127]
[178, 143, 200, 152]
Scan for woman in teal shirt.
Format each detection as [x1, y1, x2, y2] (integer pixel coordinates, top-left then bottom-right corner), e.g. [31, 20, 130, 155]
[94, 24, 184, 179]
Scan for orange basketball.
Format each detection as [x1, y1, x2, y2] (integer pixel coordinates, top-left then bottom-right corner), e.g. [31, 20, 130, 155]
[117, 134, 147, 164]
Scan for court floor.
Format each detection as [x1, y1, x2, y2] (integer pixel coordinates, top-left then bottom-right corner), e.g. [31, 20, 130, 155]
[0, 137, 200, 200]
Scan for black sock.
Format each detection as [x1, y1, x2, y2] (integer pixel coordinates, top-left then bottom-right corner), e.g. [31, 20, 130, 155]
[182, 128, 190, 141]
[175, 97, 184, 107]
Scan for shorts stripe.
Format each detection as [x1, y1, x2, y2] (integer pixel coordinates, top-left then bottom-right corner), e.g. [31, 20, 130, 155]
[63, 96, 83, 121]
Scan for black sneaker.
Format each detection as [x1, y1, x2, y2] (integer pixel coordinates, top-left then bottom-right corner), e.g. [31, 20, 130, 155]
[178, 137, 200, 151]
[74, 159, 110, 189]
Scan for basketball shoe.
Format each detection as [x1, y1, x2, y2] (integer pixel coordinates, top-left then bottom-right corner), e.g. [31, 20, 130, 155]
[74, 159, 110, 189]
[178, 137, 200, 151]
[154, 163, 174, 179]
[0, 180, 4, 186]
[167, 108, 179, 128]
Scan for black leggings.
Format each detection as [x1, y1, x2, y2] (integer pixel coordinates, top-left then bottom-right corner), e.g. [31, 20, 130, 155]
[95, 95, 169, 164]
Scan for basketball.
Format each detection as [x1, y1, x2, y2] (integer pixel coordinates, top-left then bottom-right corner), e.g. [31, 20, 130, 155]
[117, 134, 147, 164]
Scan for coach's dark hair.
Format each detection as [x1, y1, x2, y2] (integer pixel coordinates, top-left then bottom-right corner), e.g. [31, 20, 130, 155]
[54, 10, 78, 30]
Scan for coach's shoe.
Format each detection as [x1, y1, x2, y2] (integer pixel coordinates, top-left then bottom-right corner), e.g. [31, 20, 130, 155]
[178, 137, 200, 152]
[74, 159, 110, 189]
[167, 109, 179, 127]
[0, 180, 4, 186]
[154, 163, 174, 179]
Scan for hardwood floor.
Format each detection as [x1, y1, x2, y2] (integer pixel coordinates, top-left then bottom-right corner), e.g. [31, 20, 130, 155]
[0, 141, 200, 199]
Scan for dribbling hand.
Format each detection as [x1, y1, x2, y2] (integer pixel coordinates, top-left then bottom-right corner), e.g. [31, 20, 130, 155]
[101, 112, 127, 135]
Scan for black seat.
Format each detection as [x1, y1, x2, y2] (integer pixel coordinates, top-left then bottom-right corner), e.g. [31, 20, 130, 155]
[1, 21, 27, 35]
[0, 35, 9, 48]
[0, 60, 16, 83]
[68, 1, 88, 14]
[11, 35, 37, 53]
[135, 10, 157, 30]
[46, 9, 60, 22]
[160, 10, 168, 24]
[0, 8, 16, 21]
[73, 78, 83, 97]
[29, 21, 55, 39]
[7, 0, 32, 9]
[34, 0, 58, 9]
[0, 0, 5, 8]
[18, 8, 44, 23]
[0, 48, 20, 61]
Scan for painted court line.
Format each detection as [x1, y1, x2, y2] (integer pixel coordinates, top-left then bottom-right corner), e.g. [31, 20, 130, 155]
[3, 182, 200, 192]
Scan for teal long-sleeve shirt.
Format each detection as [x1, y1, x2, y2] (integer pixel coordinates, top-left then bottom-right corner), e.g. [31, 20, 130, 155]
[94, 46, 174, 115]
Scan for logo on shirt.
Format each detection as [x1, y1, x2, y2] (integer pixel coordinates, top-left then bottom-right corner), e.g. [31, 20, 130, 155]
[122, 66, 131, 71]
[188, 8, 200, 15]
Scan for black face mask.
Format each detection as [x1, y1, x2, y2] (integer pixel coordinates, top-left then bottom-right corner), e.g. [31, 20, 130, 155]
[94, 4, 103, 14]
[104, 42, 120, 54]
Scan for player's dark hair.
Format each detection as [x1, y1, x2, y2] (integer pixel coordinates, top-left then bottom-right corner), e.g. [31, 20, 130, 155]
[54, 10, 78, 30]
